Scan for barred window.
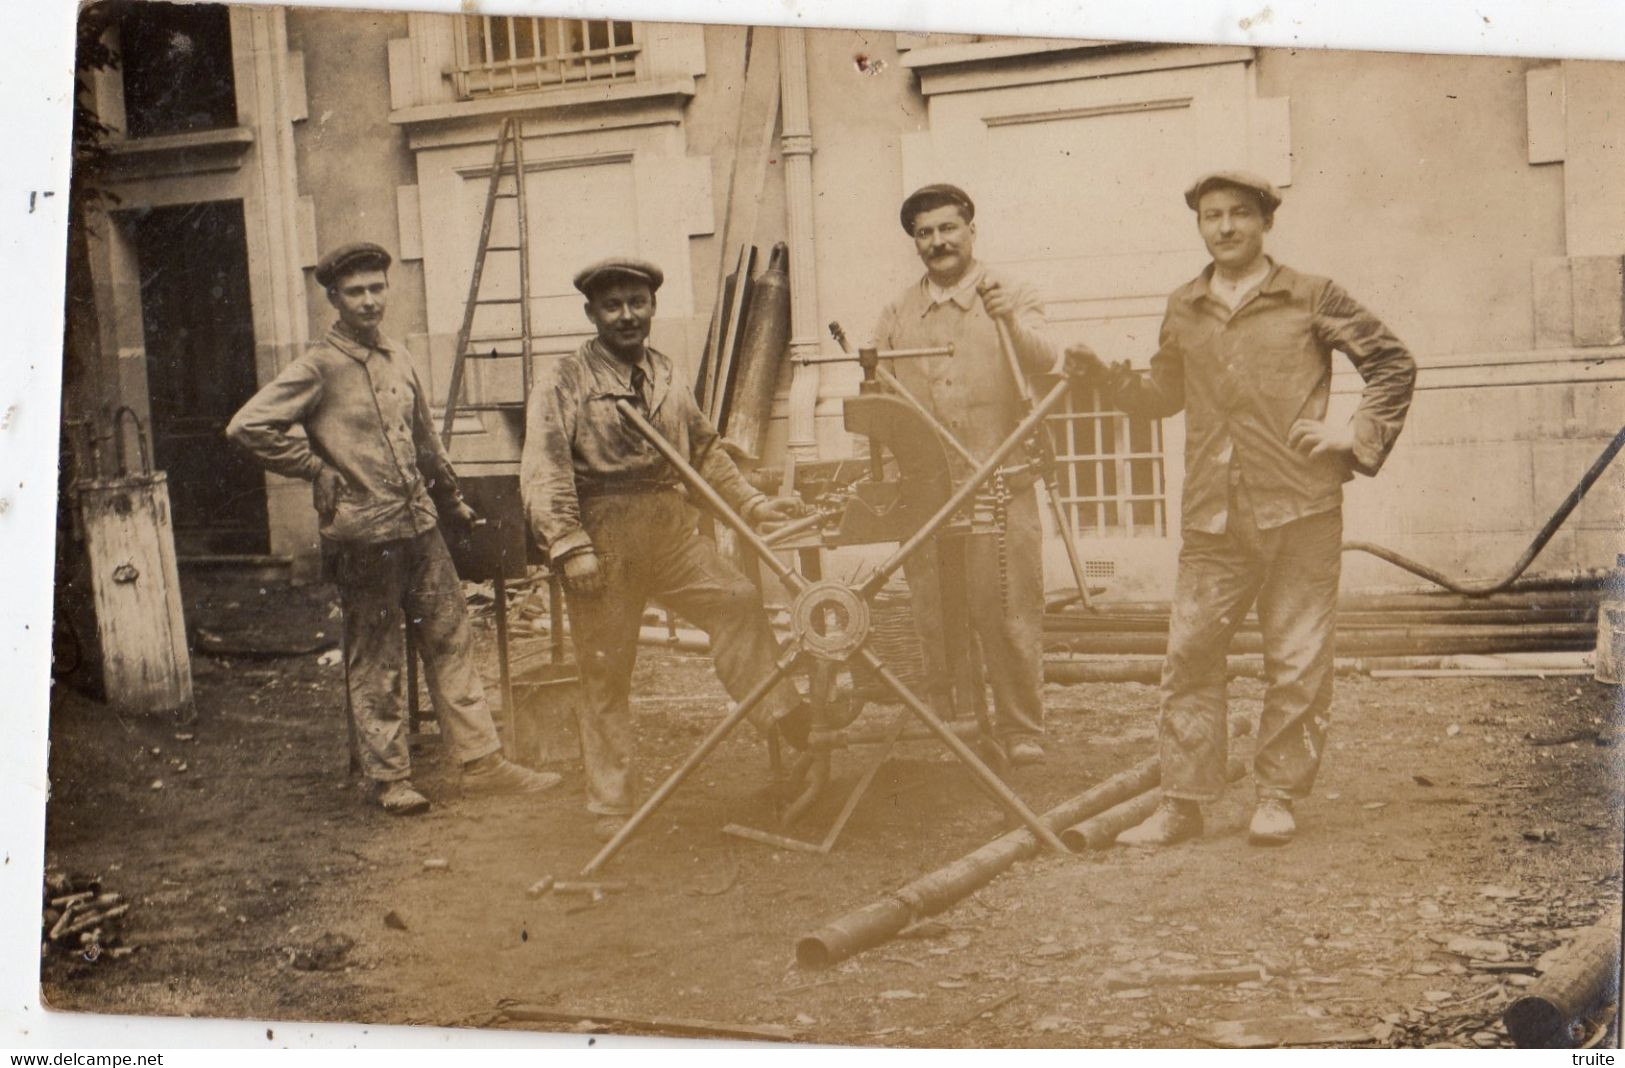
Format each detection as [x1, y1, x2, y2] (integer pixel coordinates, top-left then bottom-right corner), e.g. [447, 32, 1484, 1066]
[452, 16, 640, 98]
[1047, 392, 1167, 538]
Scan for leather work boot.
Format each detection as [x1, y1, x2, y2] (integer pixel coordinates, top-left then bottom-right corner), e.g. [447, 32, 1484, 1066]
[377, 779, 431, 817]
[461, 756, 563, 797]
[1006, 738, 1046, 767]
[1116, 797, 1203, 847]
[1248, 798, 1297, 846]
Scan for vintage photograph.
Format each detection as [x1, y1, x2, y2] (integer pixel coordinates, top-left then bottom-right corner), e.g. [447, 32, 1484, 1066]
[42, 0, 1624, 1048]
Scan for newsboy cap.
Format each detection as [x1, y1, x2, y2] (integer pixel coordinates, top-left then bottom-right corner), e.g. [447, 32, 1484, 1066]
[899, 183, 975, 234]
[1183, 171, 1283, 213]
[313, 242, 392, 288]
[572, 257, 664, 297]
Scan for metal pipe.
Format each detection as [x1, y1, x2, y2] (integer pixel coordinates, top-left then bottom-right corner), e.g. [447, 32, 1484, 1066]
[615, 399, 808, 595]
[1343, 424, 1625, 596]
[861, 377, 1073, 598]
[795, 717, 1249, 968]
[1503, 907, 1622, 1047]
[579, 647, 800, 876]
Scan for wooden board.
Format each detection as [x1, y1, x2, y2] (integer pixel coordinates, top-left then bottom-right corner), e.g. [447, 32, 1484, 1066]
[77, 474, 192, 713]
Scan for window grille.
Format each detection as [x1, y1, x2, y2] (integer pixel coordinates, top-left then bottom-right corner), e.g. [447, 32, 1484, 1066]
[452, 16, 640, 98]
[1046, 390, 1167, 538]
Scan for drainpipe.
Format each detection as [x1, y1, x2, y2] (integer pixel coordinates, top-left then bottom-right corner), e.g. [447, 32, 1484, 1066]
[779, 28, 821, 463]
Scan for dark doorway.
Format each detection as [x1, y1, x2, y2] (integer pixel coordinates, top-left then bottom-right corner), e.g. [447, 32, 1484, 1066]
[124, 200, 268, 555]
[115, 1, 237, 140]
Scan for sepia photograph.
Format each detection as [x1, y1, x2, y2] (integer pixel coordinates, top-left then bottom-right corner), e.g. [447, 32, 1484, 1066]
[27, 0, 1625, 1050]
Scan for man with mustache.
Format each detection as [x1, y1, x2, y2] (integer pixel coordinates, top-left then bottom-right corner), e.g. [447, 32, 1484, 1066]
[1069, 172, 1416, 847]
[521, 258, 813, 840]
[872, 184, 1062, 767]
[227, 242, 561, 816]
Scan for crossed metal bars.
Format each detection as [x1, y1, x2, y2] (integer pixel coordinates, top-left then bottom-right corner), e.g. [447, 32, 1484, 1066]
[579, 376, 1078, 875]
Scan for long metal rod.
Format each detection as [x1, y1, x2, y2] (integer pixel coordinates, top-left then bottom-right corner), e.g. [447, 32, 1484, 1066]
[989, 316, 1094, 610]
[1343, 423, 1625, 596]
[615, 399, 808, 595]
[860, 377, 1073, 599]
[857, 646, 1070, 854]
[580, 648, 800, 875]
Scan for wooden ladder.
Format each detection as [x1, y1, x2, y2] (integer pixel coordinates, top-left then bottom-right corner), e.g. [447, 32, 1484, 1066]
[440, 115, 535, 446]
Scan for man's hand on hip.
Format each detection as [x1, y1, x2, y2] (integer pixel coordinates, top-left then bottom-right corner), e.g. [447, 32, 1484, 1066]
[559, 550, 605, 595]
[1288, 418, 1357, 464]
[313, 465, 347, 519]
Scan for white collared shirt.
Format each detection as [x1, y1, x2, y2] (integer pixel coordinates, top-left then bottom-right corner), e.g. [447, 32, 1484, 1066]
[1209, 258, 1272, 312]
[926, 263, 986, 308]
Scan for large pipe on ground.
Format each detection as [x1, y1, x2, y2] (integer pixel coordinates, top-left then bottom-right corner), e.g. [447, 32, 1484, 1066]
[793, 716, 1251, 968]
[1042, 625, 1593, 659]
[1504, 908, 1622, 1047]
[722, 242, 791, 462]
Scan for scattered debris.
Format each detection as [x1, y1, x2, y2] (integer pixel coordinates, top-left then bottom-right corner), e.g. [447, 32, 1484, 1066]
[422, 858, 450, 872]
[1193, 1015, 1376, 1048]
[287, 932, 355, 972]
[1103, 964, 1265, 990]
[1522, 827, 1559, 843]
[525, 877, 555, 899]
[41, 870, 132, 964]
[1447, 937, 1510, 962]
[383, 910, 408, 931]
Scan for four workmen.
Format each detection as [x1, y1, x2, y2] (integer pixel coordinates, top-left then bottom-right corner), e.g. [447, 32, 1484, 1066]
[230, 168, 1414, 849]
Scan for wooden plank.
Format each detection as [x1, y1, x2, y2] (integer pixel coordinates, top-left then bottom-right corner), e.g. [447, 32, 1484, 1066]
[500, 1003, 797, 1042]
[714, 244, 757, 430]
[79, 475, 192, 713]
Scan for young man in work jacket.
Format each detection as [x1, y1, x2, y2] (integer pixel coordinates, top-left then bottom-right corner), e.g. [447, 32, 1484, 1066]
[227, 242, 561, 816]
[520, 258, 812, 840]
[872, 184, 1063, 767]
[1069, 172, 1416, 846]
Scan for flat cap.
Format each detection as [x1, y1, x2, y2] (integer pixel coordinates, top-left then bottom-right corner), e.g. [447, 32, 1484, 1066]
[900, 183, 975, 234]
[572, 257, 664, 297]
[314, 242, 392, 288]
[1184, 171, 1283, 213]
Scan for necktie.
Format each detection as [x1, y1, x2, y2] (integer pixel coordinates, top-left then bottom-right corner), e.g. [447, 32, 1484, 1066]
[630, 366, 650, 410]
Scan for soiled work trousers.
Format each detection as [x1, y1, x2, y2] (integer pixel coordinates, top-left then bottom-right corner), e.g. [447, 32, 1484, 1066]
[335, 528, 502, 782]
[564, 490, 799, 816]
[1159, 481, 1342, 802]
[905, 483, 1045, 740]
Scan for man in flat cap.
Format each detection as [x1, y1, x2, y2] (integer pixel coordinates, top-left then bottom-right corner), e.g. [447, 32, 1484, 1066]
[521, 257, 812, 838]
[872, 183, 1062, 767]
[228, 242, 561, 815]
[1069, 172, 1416, 847]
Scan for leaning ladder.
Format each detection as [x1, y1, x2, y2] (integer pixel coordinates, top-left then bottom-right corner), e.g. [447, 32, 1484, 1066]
[440, 114, 535, 444]
[416, 116, 536, 755]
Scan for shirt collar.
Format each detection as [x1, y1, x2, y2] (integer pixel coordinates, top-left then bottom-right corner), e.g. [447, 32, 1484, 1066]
[1184, 256, 1285, 306]
[326, 322, 401, 362]
[921, 261, 986, 313]
[584, 338, 670, 410]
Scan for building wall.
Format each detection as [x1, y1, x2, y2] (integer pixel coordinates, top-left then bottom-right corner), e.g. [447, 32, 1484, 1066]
[90, 13, 1621, 596]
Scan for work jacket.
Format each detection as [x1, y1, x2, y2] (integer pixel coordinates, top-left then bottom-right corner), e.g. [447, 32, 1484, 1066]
[872, 261, 1061, 478]
[226, 324, 460, 544]
[1107, 259, 1416, 535]
[520, 338, 765, 564]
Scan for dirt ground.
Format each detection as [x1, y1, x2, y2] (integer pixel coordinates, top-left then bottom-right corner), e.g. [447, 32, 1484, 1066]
[40, 570, 1625, 1048]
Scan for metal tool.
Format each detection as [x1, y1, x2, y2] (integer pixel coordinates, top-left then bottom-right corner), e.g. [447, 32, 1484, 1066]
[976, 286, 1096, 611]
[578, 376, 1082, 875]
